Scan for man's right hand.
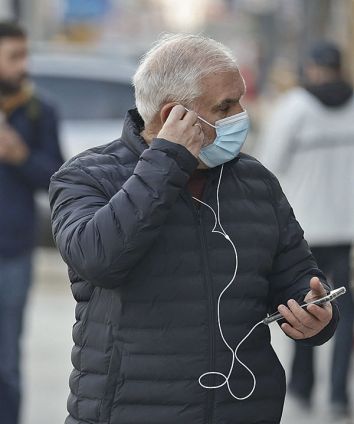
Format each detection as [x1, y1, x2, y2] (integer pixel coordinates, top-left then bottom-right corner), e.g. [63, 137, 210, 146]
[157, 105, 204, 157]
[0, 124, 29, 165]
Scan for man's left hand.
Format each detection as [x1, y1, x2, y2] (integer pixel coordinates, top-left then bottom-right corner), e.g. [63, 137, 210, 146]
[0, 124, 29, 165]
[278, 277, 333, 340]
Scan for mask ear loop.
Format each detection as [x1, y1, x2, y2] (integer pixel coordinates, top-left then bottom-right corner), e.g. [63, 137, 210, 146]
[184, 107, 216, 128]
[192, 164, 264, 400]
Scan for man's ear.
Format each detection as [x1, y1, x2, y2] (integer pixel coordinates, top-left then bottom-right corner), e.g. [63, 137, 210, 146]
[159, 102, 180, 125]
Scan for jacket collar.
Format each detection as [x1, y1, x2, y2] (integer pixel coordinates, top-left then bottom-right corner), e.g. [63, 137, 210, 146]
[120, 108, 149, 157]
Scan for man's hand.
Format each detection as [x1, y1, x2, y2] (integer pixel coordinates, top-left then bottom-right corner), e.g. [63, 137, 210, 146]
[278, 277, 333, 340]
[0, 124, 29, 165]
[157, 105, 204, 157]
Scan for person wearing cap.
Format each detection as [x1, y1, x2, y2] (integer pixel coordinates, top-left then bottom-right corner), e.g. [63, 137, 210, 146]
[256, 41, 354, 419]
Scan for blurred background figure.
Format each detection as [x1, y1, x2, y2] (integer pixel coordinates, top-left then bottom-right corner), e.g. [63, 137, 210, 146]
[255, 41, 354, 421]
[0, 21, 63, 424]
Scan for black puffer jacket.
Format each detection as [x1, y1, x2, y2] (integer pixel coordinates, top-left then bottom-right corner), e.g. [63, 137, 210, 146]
[50, 110, 337, 424]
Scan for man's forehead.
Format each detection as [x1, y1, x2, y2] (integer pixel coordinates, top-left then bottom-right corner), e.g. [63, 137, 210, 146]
[198, 69, 246, 106]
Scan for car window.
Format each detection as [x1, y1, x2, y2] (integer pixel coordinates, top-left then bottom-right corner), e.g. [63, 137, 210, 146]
[32, 75, 136, 120]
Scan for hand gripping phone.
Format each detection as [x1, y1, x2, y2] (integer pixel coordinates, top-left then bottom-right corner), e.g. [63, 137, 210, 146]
[263, 286, 346, 325]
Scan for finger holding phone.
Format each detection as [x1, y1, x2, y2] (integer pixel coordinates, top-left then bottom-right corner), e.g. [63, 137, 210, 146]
[277, 277, 333, 339]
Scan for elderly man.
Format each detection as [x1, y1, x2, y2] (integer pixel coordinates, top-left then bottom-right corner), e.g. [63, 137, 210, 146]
[50, 35, 338, 424]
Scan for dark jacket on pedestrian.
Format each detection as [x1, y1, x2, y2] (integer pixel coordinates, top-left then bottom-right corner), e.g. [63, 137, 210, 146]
[0, 92, 63, 257]
[49, 109, 338, 424]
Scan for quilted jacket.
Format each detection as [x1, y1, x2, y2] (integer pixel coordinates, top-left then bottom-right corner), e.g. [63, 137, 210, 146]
[49, 109, 337, 424]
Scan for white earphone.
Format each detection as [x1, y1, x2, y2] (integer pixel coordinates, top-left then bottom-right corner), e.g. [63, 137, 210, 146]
[193, 164, 263, 400]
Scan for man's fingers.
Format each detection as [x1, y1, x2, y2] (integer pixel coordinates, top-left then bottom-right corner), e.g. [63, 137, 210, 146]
[165, 105, 186, 124]
[157, 105, 204, 157]
[0, 143, 9, 154]
[281, 322, 304, 339]
[309, 277, 327, 296]
[165, 105, 199, 127]
[0, 135, 12, 146]
[307, 303, 332, 323]
[278, 297, 333, 340]
[277, 277, 333, 341]
[286, 299, 318, 330]
[183, 110, 199, 126]
[304, 277, 328, 304]
[278, 302, 317, 332]
[278, 304, 304, 330]
[194, 122, 203, 135]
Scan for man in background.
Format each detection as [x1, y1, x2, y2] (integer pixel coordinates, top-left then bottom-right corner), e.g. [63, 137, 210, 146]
[0, 22, 63, 424]
[256, 41, 354, 420]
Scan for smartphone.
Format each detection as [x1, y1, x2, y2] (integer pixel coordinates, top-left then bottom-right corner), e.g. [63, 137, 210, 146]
[263, 286, 346, 325]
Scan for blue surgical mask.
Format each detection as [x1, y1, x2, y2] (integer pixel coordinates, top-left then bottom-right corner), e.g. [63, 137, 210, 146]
[193, 110, 250, 168]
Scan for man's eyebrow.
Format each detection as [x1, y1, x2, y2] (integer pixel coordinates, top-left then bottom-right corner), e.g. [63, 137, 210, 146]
[211, 97, 241, 112]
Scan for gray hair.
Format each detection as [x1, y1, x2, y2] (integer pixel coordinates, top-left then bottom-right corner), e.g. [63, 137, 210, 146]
[133, 34, 238, 125]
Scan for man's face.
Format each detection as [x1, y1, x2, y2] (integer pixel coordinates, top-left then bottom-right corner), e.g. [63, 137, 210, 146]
[0, 37, 28, 95]
[193, 69, 246, 146]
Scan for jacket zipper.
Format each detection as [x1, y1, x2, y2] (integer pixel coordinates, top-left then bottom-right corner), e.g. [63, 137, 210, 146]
[195, 204, 216, 424]
[182, 173, 218, 424]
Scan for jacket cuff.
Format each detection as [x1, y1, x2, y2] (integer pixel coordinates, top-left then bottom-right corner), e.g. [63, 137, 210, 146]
[150, 138, 199, 175]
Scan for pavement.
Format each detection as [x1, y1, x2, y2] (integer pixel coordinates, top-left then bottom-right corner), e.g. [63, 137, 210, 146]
[20, 248, 354, 424]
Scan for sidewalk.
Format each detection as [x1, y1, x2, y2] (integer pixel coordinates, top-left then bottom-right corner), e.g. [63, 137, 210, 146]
[21, 248, 354, 424]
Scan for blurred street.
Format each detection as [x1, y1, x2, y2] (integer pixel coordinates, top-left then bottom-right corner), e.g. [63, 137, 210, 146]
[22, 248, 354, 424]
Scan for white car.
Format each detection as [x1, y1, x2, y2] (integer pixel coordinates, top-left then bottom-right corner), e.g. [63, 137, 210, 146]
[30, 52, 137, 245]
[30, 52, 137, 159]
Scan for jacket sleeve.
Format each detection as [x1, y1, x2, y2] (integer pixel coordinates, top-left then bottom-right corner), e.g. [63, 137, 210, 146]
[267, 173, 339, 346]
[16, 104, 63, 190]
[49, 138, 198, 289]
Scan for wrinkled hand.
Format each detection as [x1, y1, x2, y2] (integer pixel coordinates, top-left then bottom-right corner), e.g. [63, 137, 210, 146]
[278, 277, 332, 340]
[0, 124, 29, 165]
[157, 105, 204, 157]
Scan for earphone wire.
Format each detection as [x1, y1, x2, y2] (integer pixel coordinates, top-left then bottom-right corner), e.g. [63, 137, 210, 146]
[192, 164, 263, 400]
